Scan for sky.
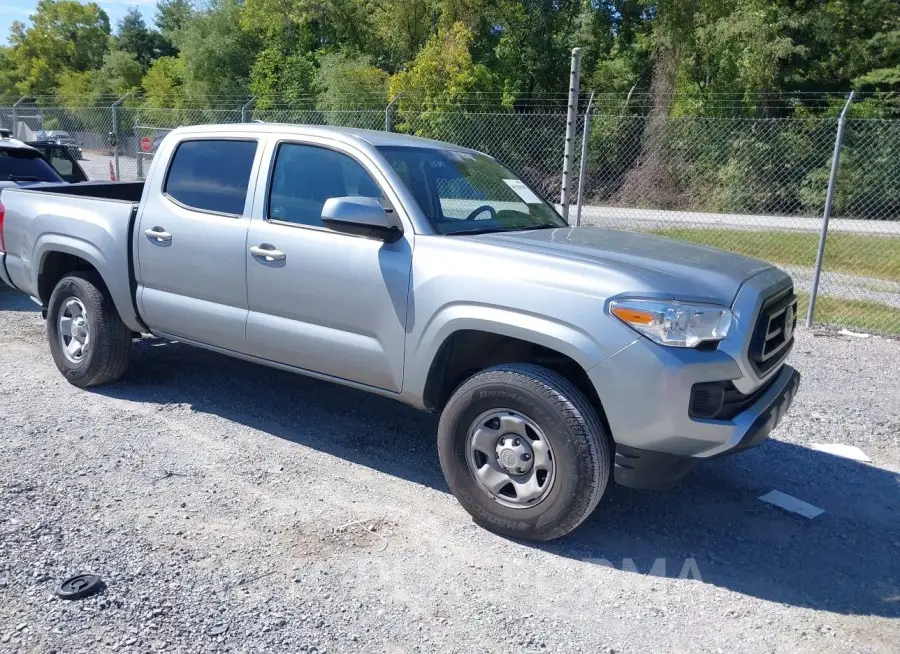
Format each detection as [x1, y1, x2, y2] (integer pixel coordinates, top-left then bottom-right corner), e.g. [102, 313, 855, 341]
[0, 0, 157, 45]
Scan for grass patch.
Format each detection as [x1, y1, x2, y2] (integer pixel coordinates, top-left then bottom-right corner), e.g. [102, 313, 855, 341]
[650, 228, 900, 282]
[796, 292, 900, 335]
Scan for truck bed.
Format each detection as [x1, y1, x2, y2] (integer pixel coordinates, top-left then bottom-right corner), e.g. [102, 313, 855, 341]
[23, 181, 145, 203]
[0, 182, 144, 332]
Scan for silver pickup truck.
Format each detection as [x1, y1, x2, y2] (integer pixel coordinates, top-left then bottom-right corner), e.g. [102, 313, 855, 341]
[0, 124, 800, 540]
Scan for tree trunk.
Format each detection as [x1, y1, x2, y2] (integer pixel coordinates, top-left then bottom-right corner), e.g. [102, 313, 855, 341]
[616, 43, 681, 208]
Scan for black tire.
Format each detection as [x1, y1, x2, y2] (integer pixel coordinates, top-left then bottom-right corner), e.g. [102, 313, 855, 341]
[438, 363, 610, 541]
[46, 271, 131, 387]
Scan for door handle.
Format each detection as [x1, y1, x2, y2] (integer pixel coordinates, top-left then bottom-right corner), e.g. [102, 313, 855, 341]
[144, 227, 172, 242]
[249, 244, 286, 261]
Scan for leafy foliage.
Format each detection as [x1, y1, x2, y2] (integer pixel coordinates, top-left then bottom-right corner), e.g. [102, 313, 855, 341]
[2, 0, 898, 221]
[2, 0, 896, 113]
[8, 0, 110, 96]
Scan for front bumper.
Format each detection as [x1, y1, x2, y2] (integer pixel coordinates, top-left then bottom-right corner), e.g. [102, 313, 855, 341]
[588, 266, 800, 489]
[611, 366, 800, 489]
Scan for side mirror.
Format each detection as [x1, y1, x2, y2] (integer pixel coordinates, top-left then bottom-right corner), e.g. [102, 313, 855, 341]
[321, 196, 402, 243]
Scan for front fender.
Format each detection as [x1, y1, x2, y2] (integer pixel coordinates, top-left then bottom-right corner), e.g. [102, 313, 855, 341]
[401, 302, 627, 408]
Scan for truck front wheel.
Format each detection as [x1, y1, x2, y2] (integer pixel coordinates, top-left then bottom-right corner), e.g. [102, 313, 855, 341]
[46, 271, 131, 387]
[438, 363, 610, 541]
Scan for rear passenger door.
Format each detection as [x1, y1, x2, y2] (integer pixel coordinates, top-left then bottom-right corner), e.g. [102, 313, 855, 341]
[136, 137, 264, 352]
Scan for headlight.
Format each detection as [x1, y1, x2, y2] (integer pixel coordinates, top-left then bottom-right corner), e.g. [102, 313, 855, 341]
[609, 299, 732, 348]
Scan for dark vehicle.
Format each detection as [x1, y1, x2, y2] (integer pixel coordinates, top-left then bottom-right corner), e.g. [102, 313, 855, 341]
[27, 141, 89, 183]
[32, 130, 84, 160]
[0, 130, 64, 188]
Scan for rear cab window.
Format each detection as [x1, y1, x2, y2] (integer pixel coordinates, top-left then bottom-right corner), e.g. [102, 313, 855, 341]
[163, 139, 258, 215]
[0, 147, 63, 183]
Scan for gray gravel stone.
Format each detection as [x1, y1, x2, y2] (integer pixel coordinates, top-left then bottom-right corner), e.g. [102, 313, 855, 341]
[1, 283, 898, 653]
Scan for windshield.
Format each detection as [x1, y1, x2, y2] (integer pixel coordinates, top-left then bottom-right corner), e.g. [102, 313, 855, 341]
[377, 146, 566, 235]
[0, 149, 63, 183]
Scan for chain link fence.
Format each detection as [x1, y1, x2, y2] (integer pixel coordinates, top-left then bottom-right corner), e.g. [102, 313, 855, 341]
[577, 112, 900, 335]
[1, 100, 897, 334]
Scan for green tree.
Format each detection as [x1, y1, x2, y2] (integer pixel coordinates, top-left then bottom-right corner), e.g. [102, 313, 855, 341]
[142, 56, 185, 108]
[54, 69, 93, 104]
[490, 0, 583, 96]
[116, 8, 174, 71]
[316, 52, 389, 111]
[94, 50, 144, 97]
[390, 22, 498, 142]
[390, 22, 496, 112]
[155, 0, 194, 44]
[9, 0, 111, 96]
[175, 0, 260, 103]
[0, 48, 19, 103]
[249, 47, 317, 109]
[240, 0, 373, 55]
[369, 0, 440, 68]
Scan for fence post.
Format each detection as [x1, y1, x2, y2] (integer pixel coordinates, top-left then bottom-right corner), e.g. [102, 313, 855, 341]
[560, 48, 582, 222]
[575, 92, 594, 227]
[806, 91, 855, 328]
[241, 97, 256, 123]
[12, 96, 26, 140]
[111, 94, 129, 182]
[135, 113, 143, 180]
[385, 93, 403, 132]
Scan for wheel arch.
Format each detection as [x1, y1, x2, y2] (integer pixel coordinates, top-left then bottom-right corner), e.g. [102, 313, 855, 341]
[33, 235, 143, 332]
[38, 249, 106, 306]
[420, 329, 613, 447]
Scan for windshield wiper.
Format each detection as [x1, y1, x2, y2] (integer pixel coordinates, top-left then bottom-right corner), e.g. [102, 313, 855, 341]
[447, 223, 561, 236]
[445, 227, 506, 236]
[9, 175, 44, 182]
[511, 223, 560, 232]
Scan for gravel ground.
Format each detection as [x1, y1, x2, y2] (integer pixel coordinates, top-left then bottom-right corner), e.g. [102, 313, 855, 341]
[1, 283, 898, 654]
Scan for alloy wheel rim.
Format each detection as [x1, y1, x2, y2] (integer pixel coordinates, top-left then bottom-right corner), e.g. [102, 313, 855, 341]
[58, 297, 90, 363]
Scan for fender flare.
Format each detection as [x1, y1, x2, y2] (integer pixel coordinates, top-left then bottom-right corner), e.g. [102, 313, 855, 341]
[32, 234, 143, 332]
[404, 302, 607, 405]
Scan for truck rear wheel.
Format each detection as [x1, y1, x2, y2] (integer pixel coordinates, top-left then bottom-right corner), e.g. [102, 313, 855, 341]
[438, 363, 610, 541]
[46, 271, 131, 387]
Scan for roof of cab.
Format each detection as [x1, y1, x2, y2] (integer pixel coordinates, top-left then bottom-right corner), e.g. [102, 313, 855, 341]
[169, 123, 482, 155]
[0, 131, 41, 154]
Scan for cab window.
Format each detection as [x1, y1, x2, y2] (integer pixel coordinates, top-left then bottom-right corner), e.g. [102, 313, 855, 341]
[267, 143, 383, 227]
[164, 139, 258, 215]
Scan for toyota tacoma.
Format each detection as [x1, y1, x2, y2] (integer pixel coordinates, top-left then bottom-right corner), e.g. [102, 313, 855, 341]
[0, 124, 800, 540]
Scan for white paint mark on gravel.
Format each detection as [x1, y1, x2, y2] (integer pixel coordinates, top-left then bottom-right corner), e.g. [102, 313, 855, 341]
[811, 443, 873, 463]
[759, 490, 825, 519]
[838, 329, 872, 339]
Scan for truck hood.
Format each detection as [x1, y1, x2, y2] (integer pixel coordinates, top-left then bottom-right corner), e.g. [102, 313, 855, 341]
[466, 226, 773, 305]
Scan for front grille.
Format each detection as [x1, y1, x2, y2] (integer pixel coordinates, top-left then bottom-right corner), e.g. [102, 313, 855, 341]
[749, 288, 797, 376]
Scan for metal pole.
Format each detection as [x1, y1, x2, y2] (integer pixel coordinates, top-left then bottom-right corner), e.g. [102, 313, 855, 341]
[622, 84, 636, 115]
[241, 97, 256, 123]
[12, 96, 26, 140]
[575, 92, 594, 227]
[560, 48, 582, 222]
[135, 114, 143, 180]
[111, 93, 129, 182]
[385, 93, 403, 132]
[807, 91, 855, 328]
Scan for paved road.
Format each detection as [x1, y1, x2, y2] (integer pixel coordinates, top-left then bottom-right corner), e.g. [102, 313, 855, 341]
[81, 152, 146, 182]
[580, 206, 900, 236]
[1, 284, 898, 653]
